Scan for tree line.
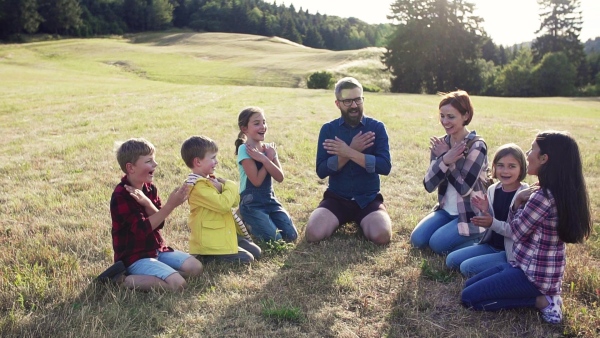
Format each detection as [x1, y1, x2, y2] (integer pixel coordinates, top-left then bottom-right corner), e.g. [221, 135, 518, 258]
[0, 0, 598, 97]
[382, 0, 599, 96]
[0, 0, 392, 50]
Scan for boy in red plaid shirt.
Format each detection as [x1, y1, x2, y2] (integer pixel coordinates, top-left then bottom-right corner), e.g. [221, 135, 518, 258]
[97, 138, 203, 291]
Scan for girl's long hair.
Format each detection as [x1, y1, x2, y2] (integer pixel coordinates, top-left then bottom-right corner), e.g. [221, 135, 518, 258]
[234, 106, 263, 155]
[536, 131, 592, 243]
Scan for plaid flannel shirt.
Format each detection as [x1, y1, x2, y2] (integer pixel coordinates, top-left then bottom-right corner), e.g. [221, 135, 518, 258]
[509, 189, 564, 295]
[423, 131, 489, 236]
[110, 175, 171, 267]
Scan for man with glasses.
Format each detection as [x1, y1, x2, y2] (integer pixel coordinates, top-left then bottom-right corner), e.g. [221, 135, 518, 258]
[305, 77, 392, 245]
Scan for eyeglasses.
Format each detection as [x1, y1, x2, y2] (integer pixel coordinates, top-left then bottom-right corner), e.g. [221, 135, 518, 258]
[338, 97, 365, 107]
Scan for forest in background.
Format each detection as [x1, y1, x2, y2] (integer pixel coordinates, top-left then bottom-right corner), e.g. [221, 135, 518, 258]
[1, 0, 599, 97]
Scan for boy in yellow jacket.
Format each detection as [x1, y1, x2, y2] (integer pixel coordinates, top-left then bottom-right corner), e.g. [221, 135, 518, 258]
[181, 136, 261, 263]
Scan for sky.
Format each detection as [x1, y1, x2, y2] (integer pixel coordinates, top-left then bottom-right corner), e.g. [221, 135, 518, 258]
[286, 0, 600, 46]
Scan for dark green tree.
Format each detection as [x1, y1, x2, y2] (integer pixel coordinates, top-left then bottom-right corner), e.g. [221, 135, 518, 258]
[78, 0, 127, 36]
[304, 26, 325, 48]
[172, 0, 189, 27]
[498, 45, 508, 66]
[532, 0, 587, 86]
[123, 0, 173, 31]
[587, 52, 600, 85]
[383, 0, 484, 93]
[0, 0, 43, 37]
[494, 48, 535, 97]
[481, 38, 500, 64]
[532, 51, 576, 96]
[38, 0, 82, 34]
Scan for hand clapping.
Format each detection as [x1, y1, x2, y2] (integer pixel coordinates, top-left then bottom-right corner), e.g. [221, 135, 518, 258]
[429, 136, 449, 157]
[125, 185, 153, 208]
[470, 193, 492, 227]
[166, 183, 190, 207]
[442, 141, 467, 165]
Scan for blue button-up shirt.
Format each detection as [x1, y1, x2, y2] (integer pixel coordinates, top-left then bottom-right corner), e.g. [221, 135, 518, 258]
[316, 116, 392, 208]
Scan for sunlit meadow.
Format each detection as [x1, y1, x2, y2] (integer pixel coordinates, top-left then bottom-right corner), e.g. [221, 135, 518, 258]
[0, 33, 598, 337]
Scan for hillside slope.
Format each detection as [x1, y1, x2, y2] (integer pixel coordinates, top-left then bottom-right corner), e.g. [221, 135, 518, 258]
[1, 32, 390, 90]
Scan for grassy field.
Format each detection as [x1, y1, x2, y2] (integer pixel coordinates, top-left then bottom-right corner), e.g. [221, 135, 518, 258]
[0, 32, 599, 337]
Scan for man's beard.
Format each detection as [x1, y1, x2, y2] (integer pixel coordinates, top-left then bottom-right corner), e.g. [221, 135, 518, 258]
[341, 106, 363, 127]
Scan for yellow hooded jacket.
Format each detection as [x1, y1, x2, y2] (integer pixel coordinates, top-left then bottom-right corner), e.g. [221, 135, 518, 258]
[187, 175, 243, 255]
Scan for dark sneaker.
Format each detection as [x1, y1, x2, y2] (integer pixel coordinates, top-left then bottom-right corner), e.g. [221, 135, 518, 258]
[96, 261, 126, 284]
[540, 295, 563, 324]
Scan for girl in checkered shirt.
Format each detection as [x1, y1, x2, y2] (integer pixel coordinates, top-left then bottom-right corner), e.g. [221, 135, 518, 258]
[461, 131, 592, 324]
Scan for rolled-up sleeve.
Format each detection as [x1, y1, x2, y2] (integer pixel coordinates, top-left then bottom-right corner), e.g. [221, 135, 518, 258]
[365, 154, 376, 173]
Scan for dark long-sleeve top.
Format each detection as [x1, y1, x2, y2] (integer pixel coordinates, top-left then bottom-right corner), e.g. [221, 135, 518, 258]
[316, 115, 391, 209]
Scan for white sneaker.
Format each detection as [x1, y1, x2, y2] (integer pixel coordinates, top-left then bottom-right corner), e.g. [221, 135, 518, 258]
[540, 295, 563, 324]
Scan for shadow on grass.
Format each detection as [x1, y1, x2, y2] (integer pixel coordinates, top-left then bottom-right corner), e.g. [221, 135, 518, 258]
[196, 223, 389, 337]
[569, 97, 600, 102]
[0, 266, 235, 337]
[385, 247, 567, 337]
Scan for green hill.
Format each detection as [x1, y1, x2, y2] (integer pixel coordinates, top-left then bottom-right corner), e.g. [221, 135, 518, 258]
[1, 32, 390, 90]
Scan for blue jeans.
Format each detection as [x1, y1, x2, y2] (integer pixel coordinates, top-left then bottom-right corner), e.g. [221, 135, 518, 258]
[127, 250, 191, 281]
[461, 263, 542, 311]
[410, 209, 482, 254]
[240, 191, 298, 242]
[198, 237, 262, 264]
[446, 243, 507, 277]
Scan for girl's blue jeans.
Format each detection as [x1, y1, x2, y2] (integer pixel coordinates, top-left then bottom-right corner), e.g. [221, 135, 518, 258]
[410, 209, 482, 254]
[240, 190, 298, 242]
[446, 243, 507, 277]
[461, 263, 542, 311]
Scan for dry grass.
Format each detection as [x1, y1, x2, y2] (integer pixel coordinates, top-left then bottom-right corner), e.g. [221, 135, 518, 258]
[0, 32, 599, 337]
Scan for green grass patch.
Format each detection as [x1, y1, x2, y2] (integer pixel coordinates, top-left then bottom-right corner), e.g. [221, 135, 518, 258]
[260, 299, 304, 324]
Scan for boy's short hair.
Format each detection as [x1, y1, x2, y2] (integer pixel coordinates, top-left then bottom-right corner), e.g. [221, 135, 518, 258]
[181, 136, 219, 169]
[115, 138, 155, 173]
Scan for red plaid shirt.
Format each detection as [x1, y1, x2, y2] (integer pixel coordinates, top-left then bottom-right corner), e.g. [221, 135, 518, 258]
[110, 175, 171, 267]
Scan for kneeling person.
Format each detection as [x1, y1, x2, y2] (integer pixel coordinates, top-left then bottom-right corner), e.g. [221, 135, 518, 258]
[99, 138, 203, 291]
[181, 135, 261, 263]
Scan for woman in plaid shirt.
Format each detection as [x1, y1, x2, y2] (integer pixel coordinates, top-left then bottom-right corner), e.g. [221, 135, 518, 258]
[410, 90, 489, 254]
[461, 131, 592, 324]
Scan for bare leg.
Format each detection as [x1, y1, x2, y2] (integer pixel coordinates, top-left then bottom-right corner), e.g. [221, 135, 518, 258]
[122, 273, 186, 292]
[178, 256, 203, 278]
[535, 295, 550, 309]
[360, 210, 392, 245]
[305, 208, 339, 242]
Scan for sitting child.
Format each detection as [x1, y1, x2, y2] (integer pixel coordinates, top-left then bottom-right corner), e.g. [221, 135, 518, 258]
[445, 144, 529, 276]
[461, 131, 593, 323]
[181, 135, 261, 263]
[97, 137, 203, 291]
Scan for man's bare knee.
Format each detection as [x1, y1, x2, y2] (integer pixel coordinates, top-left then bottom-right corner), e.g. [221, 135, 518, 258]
[361, 211, 392, 245]
[305, 208, 338, 242]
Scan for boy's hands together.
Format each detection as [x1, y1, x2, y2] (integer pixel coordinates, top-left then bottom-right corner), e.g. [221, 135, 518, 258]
[125, 185, 153, 208]
[166, 183, 190, 208]
[207, 174, 225, 193]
